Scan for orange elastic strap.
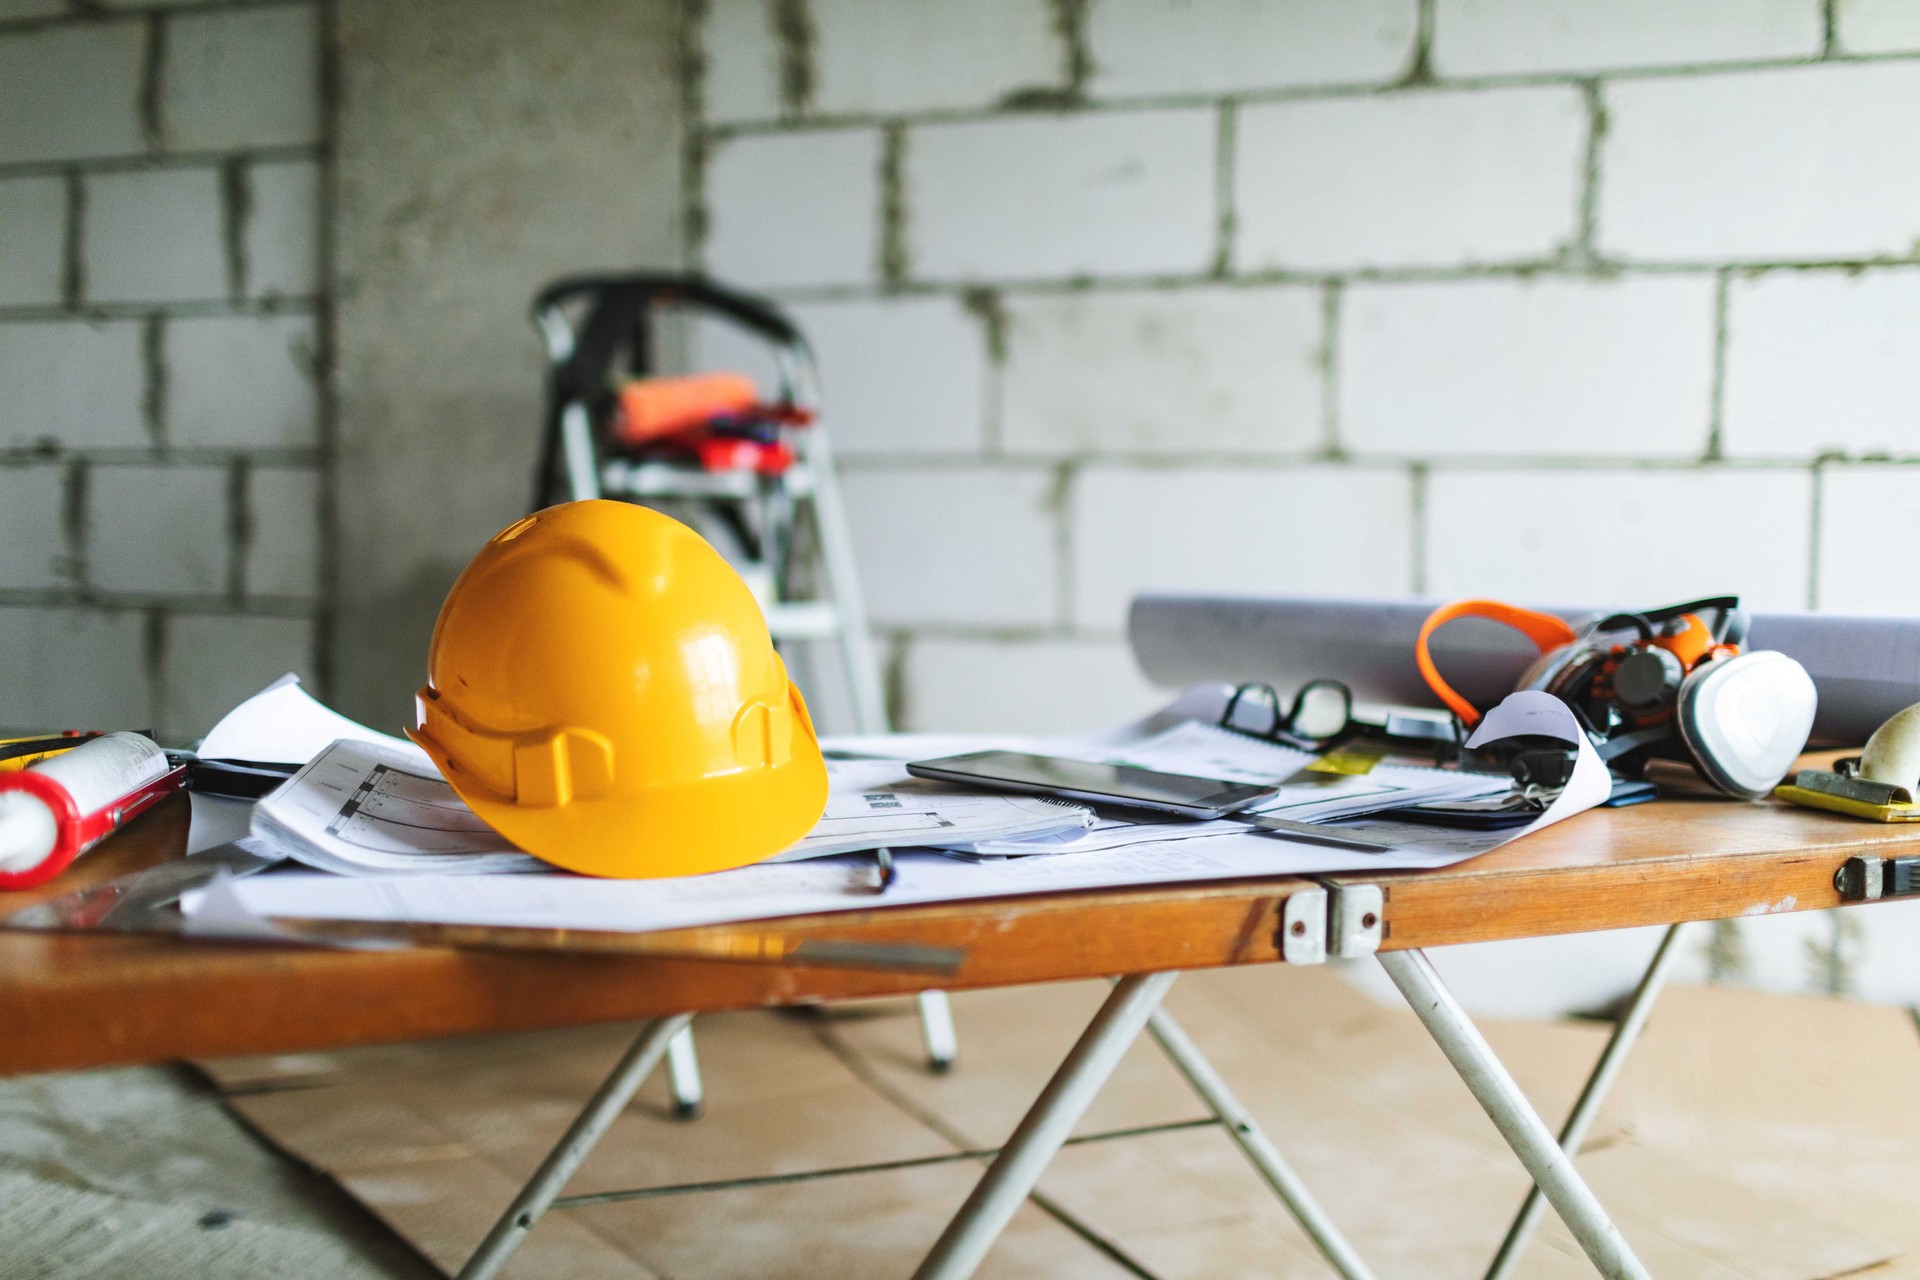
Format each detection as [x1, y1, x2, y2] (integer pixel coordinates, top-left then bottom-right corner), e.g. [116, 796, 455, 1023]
[1415, 600, 1579, 728]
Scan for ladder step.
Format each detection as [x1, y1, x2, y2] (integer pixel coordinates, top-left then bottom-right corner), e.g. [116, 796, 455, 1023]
[764, 602, 842, 639]
[601, 460, 816, 500]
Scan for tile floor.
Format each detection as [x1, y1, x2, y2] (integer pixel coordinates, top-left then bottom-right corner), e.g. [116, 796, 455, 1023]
[9, 963, 1920, 1278]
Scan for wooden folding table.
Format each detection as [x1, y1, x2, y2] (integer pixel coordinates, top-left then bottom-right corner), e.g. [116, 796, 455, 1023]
[2, 787, 1913, 1280]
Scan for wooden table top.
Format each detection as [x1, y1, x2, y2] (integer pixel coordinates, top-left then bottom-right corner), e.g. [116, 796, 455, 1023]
[5, 772, 1918, 1077]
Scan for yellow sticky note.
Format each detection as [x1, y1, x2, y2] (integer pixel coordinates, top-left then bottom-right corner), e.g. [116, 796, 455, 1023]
[1307, 748, 1384, 776]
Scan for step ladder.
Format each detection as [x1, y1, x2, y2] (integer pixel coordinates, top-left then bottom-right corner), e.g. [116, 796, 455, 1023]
[530, 274, 958, 1105]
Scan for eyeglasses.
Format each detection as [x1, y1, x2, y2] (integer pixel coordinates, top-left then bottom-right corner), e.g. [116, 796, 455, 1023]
[1218, 680, 1356, 750]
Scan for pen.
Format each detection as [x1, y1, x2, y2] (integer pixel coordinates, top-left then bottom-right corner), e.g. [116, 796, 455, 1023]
[873, 846, 896, 893]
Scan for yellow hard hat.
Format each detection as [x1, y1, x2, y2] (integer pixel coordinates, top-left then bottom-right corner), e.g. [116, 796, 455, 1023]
[408, 500, 828, 878]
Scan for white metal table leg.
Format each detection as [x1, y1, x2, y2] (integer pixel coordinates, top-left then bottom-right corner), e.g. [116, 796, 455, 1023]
[458, 1013, 694, 1280]
[666, 1025, 704, 1119]
[1378, 949, 1650, 1280]
[911, 971, 1179, 1280]
[918, 990, 958, 1074]
[1147, 1008, 1377, 1280]
[1483, 922, 1687, 1280]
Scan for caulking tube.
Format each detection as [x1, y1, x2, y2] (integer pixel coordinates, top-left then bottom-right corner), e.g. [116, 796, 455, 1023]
[0, 732, 187, 890]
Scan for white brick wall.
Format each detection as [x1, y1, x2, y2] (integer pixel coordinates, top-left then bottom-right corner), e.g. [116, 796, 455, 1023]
[692, 0, 1913, 790]
[1599, 63, 1920, 264]
[245, 160, 322, 299]
[1817, 465, 1920, 613]
[1339, 277, 1717, 459]
[1723, 267, 1920, 460]
[900, 636, 1162, 734]
[0, 0, 70, 19]
[0, 605, 152, 733]
[88, 464, 230, 595]
[0, 320, 147, 450]
[841, 464, 1060, 627]
[1430, 0, 1822, 77]
[1000, 285, 1323, 456]
[167, 314, 320, 449]
[1087, 0, 1418, 97]
[0, 176, 65, 307]
[808, 0, 1061, 116]
[163, 612, 315, 740]
[907, 110, 1217, 282]
[701, 0, 783, 125]
[1426, 467, 1814, 609]
[703, 129, 881, 288]
[789, 296, 988, 455]
[1838, 0, 1920, 54]
[243, 465, 322, 598]
[162, 5, 322, 150]
[0, 23, 144, 164]
[0, 2, 327, 733]
[1233, 86, 1587, 272]
[1071, 466, 1415, 630]
[83, 167, 228, 304]
[0, 463, 68, 591]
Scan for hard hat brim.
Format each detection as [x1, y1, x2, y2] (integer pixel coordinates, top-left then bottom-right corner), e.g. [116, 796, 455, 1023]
[413, 730, 829, 879]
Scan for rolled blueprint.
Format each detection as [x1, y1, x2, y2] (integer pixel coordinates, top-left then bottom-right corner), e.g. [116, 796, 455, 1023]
[1128, 594, 1920, 747]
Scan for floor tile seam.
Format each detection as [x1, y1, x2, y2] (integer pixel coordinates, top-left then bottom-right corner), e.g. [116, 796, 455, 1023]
[810, 1020, 1175, 1279]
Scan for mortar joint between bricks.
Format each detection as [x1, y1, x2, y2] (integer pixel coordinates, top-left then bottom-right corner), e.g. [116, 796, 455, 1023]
[1210, 102, 1237, 279]
[1704, 270, 1732, 462]
[878, 126, 909, 289]
[141, 315, 167, 450]
[227, 456, 253, 603]
[61, 460, 89, 592]
[678, 0, 711, 262]
[138, 12, 166, 151]
[61, 169, 86, 309]
[1398, 0, 1435, 87]
[773, 0, 816, 123]
[222, 159, 253, 303]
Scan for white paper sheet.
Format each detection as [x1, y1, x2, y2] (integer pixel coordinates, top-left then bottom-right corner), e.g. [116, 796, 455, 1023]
[198, 674, 424, 765]
[195, 692, 1610, 937]
[249, 744, 1093, 876]
[1092, 720, 1509, 820]
[768, 760, 1092, 860]
[250, 740, 545, 875]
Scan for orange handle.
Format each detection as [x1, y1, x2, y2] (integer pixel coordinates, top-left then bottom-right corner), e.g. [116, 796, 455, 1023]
[1415, 600, 1579, 728]
[612, 372, 763, 445]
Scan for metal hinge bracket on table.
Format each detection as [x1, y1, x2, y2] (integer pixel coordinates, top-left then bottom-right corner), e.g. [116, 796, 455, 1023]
[1275, 884, 1384, 963]
[1833, 854, 1920, 902]
[1326, 884, 1384, 957]
[1278, 887, 1328, 965]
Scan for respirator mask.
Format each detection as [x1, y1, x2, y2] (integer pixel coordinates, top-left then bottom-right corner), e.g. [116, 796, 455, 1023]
[1417, 596, 1817, 799]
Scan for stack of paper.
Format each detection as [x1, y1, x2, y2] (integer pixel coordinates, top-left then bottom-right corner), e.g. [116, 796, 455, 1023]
[773, 760, 1092, 860]
[244, 738, 1094, 877]
[188, 695, 1611, 939]
[919, 718, 1506, 858]
[251, 740, 546, 875]
[183, 677, 1613, 943]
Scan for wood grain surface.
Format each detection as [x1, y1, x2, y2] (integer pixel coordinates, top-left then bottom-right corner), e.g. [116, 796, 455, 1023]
[0, 796, 1313, 1075]
[5, 772, 1919, 1076]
